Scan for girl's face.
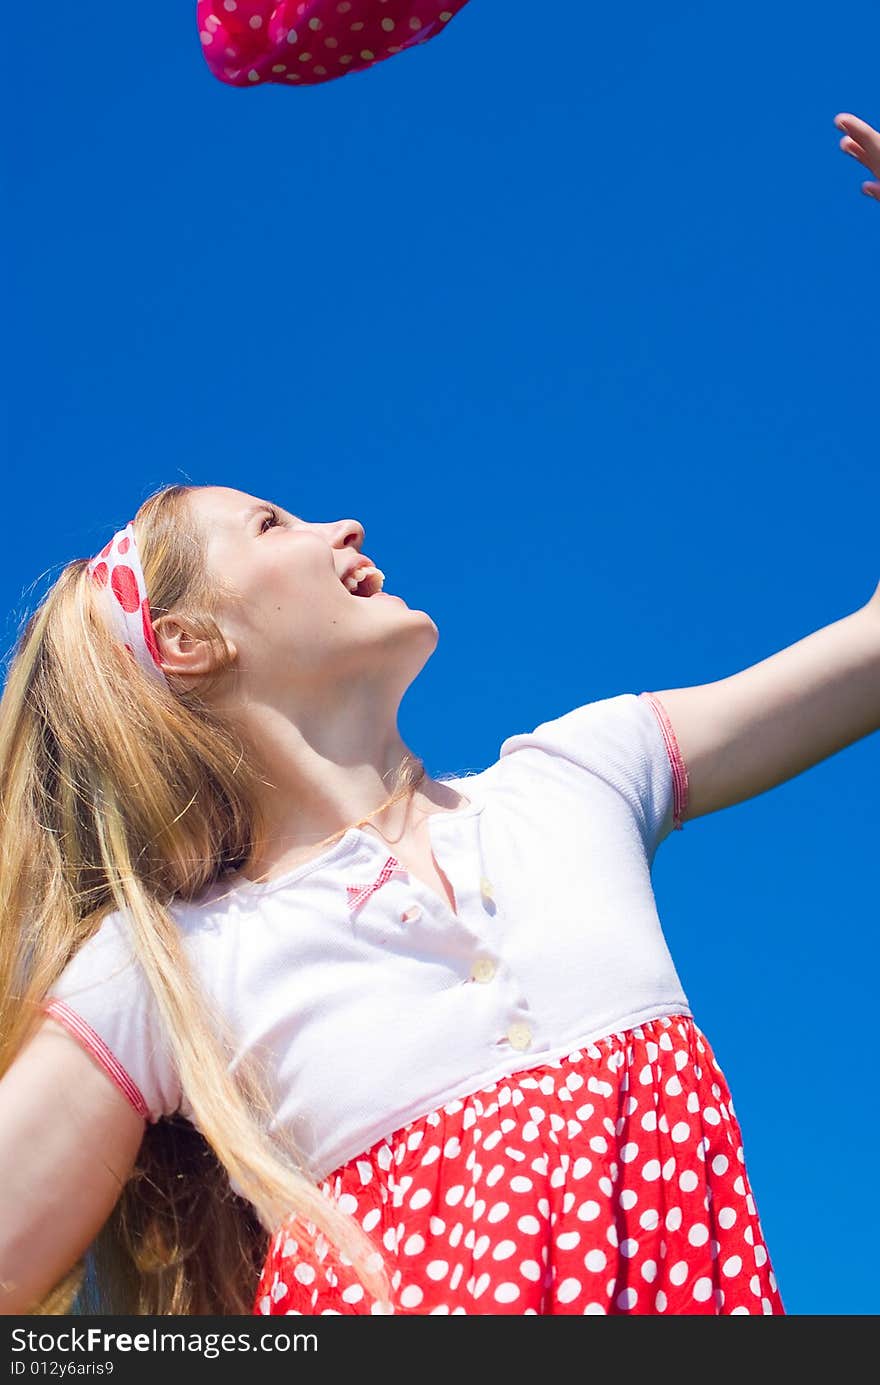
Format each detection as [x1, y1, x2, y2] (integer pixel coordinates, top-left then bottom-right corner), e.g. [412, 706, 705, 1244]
[189, 486, 437, 694]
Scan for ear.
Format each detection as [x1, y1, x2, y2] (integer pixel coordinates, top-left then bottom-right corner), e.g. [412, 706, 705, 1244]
[150, 615, 237, 680]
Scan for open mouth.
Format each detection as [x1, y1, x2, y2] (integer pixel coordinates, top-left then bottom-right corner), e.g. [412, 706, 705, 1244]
[343, 566, 385, 598]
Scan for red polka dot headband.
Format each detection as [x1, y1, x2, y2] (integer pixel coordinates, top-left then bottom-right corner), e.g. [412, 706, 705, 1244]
[87, 524, 167, 686]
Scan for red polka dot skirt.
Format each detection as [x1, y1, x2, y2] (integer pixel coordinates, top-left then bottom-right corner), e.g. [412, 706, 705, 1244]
[197, 1, 471, 89]
[253, 1016, 784, 1315]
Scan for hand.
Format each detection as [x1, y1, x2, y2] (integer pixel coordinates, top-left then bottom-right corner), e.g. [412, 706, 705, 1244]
[834, 112, 880, 201]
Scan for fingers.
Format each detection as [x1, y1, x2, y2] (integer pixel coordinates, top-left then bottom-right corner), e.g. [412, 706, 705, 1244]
[840, 135, 870, 165]
[835, 112, 878, 142]
[834, 112, 880, 179]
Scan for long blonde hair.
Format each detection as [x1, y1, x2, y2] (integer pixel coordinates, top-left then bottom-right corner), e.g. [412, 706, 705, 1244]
[0, 482, 425, 1314]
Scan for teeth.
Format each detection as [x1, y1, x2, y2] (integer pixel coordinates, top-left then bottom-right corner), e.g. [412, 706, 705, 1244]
[344, 565, 385, 595]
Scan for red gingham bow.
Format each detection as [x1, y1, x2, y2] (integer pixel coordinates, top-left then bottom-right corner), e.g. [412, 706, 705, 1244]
[346, 855, 409, 914]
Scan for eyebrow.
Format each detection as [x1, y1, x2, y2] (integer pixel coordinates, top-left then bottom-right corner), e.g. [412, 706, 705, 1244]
[243, 501, 300, 528]
[244, 502, 276, 523]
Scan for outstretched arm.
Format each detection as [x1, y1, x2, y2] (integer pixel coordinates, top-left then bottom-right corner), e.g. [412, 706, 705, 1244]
[648, 589, 880, 825]
[646, 115, 880, 823]
[0, 1020, 145, 1313]
[835, 113, 880, 201]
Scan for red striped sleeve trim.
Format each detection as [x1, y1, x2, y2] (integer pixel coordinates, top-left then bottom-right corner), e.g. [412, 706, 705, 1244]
[41, 997, 150, 1121]
[638, 691, 689, 831]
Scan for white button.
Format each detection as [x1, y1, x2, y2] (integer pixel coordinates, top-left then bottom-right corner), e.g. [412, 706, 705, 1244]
[400, 903, 422, 923]
[470, 957, 496, 984]
[506, 1022, 532, 1051]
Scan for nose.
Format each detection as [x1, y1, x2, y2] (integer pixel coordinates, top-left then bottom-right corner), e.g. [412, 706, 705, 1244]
[329, 519, 366, 553]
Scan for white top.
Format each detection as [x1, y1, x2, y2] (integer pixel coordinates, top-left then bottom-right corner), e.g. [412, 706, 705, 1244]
[43, 691, 690, 1186]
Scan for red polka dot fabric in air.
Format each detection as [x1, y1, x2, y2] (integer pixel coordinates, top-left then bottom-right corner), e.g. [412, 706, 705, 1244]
[254, 1016, 784, 1315]
[197, 0, 470, 88]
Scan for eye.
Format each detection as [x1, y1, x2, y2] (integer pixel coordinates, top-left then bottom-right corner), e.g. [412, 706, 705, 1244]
[260, 508, 281, 533]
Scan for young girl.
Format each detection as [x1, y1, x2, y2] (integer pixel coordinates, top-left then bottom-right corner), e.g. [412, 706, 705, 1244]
[1, 117, 878, 1319]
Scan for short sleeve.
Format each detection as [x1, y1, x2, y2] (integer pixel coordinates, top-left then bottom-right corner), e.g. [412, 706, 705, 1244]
[498, 691, 689, 860]
[41, 910, 182, 1125]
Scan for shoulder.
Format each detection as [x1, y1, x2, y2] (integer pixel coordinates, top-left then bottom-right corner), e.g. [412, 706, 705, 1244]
[49, 885, 223, 997]
[48, 909, 135, 993]
[490, 691, 682, 850]
[497, 692, 654, 770]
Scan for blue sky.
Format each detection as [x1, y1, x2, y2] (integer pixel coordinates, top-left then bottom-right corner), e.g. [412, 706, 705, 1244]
[5, 3, 879, 1315]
